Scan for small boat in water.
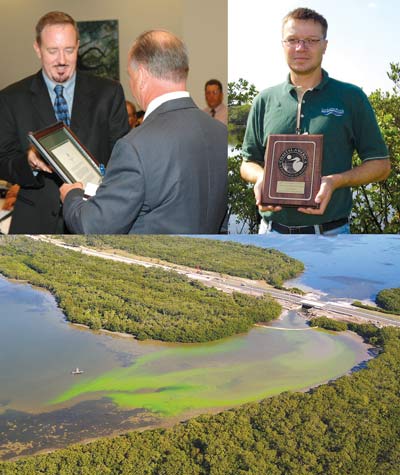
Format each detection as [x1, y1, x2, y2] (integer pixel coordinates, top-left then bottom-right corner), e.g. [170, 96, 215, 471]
[71, 367, 84, 375]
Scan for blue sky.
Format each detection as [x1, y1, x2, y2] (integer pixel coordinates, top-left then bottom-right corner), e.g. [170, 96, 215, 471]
[229, 0, 399, 94]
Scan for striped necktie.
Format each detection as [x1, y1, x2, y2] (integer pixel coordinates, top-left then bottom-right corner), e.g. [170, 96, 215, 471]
[54, 85, 71, 126]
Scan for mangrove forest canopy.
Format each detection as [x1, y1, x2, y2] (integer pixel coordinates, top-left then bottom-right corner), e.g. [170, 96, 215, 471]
[376, 288, 400, 313]
[0, 237, 286, 343]
[54, 235, 305, 286]
[1, 323, 399, 474]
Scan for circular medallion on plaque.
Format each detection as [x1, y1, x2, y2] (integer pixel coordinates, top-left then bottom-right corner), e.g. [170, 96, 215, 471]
[278, 147, 308, 177]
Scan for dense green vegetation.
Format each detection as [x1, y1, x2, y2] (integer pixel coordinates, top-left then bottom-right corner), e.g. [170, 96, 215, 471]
[310, 317, 383, 347]
[228, 78, 260, 233]
[228, 103, 251, 143]
[56, 235, 305, 286]
[352, 301, 400, 316]
[228, 78, 258, 145]
[1, 324, 399, 474]
[376, 288, 400, 313]
[309, 316, 348, 332]
[273, 285, 305, 295]
[352, 292, 400, 317]
[310, 317, 384, 347]
[352, 63, 400, 233]
[0, 237, 283, 343]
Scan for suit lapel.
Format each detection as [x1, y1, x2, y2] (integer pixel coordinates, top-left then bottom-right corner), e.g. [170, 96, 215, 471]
[70, 72, 93, 133]
[30, 71, 58, 127]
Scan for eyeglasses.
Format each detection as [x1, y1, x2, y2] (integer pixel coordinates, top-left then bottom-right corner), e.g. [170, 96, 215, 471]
[282, 38, 325, 48]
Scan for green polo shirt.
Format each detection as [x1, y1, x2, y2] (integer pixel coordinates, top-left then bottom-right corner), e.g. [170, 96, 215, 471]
[242, 69, 389, 226]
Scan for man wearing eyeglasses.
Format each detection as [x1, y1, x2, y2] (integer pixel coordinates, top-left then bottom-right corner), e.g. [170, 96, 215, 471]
[240, 7, 390, 235]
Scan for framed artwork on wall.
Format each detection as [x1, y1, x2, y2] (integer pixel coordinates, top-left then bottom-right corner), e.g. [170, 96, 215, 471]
[77, 19, 119, 80]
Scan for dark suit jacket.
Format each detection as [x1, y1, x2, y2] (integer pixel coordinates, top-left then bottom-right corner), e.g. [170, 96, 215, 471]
[63, 97, 228, 234]
[0, 70, 130, 233]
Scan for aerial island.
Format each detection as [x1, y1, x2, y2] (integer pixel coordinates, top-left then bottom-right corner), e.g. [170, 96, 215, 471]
[0, 235, 399, 475]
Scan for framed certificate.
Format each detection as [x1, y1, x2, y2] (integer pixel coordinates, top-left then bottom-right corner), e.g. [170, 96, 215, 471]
[261, 134, 323, 208]
[27, 122, 103, 187]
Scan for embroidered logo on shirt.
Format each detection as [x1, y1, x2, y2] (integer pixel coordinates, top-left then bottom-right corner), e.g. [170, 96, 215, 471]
[321, 108, 344, 117]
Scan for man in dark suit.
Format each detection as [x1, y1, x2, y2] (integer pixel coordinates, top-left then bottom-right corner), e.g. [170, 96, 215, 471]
[60, 30, 227, 234]
[0, 11, 129, 234]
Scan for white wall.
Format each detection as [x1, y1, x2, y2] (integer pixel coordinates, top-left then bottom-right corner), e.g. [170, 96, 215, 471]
[183, 0, 227, 108]
[0, 0, 227, 108]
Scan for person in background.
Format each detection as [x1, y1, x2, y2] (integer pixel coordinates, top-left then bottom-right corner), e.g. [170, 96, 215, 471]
[126, 100, 138, 128]
[240, 7, 390, 235]
[60, 29, 227, 234]
[203, 78, 227, 125]
[0, 11, 129, 233]
[135, 110, 145, 126]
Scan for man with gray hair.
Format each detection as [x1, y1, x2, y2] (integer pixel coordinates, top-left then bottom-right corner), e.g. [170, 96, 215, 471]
[61, 30, 227, 234]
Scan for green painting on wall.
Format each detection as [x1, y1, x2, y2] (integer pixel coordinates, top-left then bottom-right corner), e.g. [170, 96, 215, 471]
[77, 19, 119, 80]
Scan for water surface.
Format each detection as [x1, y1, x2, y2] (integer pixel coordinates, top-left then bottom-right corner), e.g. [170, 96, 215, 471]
[209, 234, 400, 302]
[0, 262, 371, 459]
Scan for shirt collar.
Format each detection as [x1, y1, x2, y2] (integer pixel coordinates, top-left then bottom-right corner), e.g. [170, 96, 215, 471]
[144, 91, 190, 121]
[205, 103, 224, 112]
[42, 70, 76, 97]
[284, 69, 330, 94]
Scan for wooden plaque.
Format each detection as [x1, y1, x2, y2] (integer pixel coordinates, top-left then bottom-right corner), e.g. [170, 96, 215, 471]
[27, 122, 103, 187]
[261, 134, 323, 208]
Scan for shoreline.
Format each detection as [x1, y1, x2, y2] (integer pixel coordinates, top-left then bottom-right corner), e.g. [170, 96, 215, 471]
[0, 329, 376, 463]
[1, 283, 377, 463]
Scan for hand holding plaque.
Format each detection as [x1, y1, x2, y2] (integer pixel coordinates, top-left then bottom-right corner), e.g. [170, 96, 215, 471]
[27, 122, 103, 195]
[260, 134, 323, 208]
